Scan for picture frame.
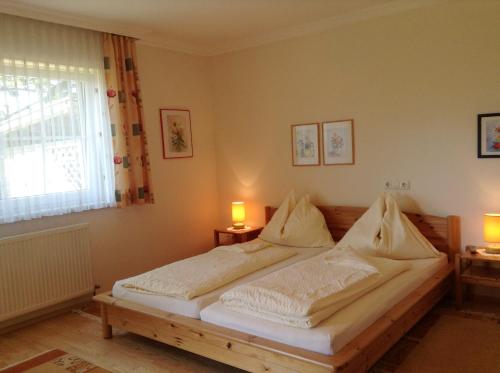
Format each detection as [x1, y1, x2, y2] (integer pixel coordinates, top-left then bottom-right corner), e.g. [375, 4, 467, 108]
[291, 123, 320, 166]
[478, 113, 500, 158]
[322, 119, 354, 165]
[160, 108, 193, 159]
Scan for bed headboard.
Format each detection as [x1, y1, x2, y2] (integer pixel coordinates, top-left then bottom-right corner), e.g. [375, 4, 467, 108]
[264, 205, 461, 261]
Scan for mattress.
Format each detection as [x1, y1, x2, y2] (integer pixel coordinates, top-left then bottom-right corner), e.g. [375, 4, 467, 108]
[200, 253, 448, 355]
[112, 246, 328, 319]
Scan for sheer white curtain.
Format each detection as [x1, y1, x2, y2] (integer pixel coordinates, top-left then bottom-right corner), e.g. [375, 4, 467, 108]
[0, 14, 115, 223]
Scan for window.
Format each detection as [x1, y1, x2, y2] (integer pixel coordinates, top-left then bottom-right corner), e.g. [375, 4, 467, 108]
[0, 15, 115, 223]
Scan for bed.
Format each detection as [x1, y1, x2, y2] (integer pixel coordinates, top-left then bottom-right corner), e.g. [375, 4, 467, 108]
[94, 205, 460, 373]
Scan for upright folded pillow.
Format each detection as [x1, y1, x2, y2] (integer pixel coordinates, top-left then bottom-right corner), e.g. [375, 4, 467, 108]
[335, 196, 385, 253]
[280, 195, 335, 248]
[259, 192, 334, 248]
[335, 195, 439, 259]
[379, 195, 439, 259]
[259, 190, 296, 244]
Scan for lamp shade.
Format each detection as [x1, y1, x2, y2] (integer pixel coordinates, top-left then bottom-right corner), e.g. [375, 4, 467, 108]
[231, 202, 245, 229]
[484, 213, 500, 243]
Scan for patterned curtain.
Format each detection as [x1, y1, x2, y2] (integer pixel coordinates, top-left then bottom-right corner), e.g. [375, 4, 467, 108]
[103, 33, 154, 207]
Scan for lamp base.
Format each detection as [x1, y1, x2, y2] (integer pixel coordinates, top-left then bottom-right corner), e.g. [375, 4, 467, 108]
[232, 223, 245, 230]
[485, 247, 500, 255]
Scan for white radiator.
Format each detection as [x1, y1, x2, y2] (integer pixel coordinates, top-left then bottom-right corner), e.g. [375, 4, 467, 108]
[0, 224, 93, 322]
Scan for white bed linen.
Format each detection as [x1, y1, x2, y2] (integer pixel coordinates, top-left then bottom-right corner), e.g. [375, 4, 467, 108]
[200, 253, 447, 355]
[120, 246, 295, 300]
[112, 246, 328, 319]
[221, 251, 410, 328]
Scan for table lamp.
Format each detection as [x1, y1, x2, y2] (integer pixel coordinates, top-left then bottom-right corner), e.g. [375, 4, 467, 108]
[231, 201, 246, 229]
[484, 213, 500, 254]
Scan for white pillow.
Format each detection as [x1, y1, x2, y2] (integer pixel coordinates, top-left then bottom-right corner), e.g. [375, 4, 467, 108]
[335, 195, 440, 259]
[379, 195, 440, 259]
[260, 193, 334, 248]
[335, 196, 384, 253]
[259, 190, 296, 244]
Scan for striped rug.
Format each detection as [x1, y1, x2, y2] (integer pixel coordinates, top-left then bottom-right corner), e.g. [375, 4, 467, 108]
[0, 349, 111, 373]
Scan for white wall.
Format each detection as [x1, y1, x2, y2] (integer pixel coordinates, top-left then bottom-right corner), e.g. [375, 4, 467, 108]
[0, 44, 219, 291]
[210, 1, 500, 257]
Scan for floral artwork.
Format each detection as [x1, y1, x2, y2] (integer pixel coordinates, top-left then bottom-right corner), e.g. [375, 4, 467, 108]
[160, 109, 193, 159]
[322, 120, 354, 165]
[291, 123, 320, 166]
[486, 123, 500, 151]
[478, 113, 500, 158]
[297, 134, 315, 158]
[167, 115, 188, 152]
[329, 132, 344, 157]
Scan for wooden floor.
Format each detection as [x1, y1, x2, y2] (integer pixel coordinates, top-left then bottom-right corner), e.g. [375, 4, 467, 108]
[0, 299, 499, 373]
[0, 310, 242, 373]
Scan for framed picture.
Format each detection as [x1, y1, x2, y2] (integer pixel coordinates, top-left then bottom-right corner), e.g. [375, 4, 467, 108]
[160, 108, 193, 159]
[322, 119, 354, 165]
[291, 123, 320, 166]
[478, 113, 500, 158]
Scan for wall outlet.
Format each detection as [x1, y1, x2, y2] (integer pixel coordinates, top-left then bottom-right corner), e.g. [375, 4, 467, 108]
[385, 180, 411, 191]
[399, 181, 411, 190]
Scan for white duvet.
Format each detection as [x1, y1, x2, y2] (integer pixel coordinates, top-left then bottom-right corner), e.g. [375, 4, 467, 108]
[220, 250, 410, 328]
[121, 242, 296, 300]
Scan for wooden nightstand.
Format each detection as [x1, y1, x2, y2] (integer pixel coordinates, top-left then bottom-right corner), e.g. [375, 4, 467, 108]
[213, 227, 263, 247]
[455, 248, 500, 307]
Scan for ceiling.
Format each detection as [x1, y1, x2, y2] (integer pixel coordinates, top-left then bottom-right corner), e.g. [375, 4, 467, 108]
[0, 0, 443, 55]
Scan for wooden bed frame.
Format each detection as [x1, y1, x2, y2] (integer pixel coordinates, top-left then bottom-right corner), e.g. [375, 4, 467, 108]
[93, 205, 461, 373]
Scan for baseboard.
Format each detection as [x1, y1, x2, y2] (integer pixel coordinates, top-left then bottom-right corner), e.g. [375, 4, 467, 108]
[0, 293, 93, 335]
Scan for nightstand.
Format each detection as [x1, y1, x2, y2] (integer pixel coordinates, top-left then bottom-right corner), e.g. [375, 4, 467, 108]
[455, 248, 500, 307]
[213, 227, 263, 247]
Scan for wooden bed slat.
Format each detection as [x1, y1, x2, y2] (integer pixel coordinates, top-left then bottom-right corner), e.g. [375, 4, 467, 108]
[94, 204, 461, 373]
